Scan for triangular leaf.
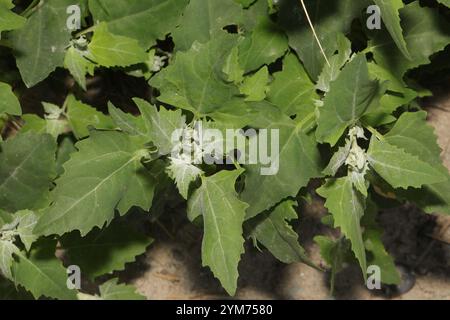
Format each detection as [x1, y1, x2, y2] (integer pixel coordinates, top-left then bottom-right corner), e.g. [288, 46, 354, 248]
[11, 240, 77, 300]
[317, 177, 367, 278]
[11, 0, 73, 87]
[89, 0, 188, 48]
[34, 131, 150, 236]
[87, 23, 147, 68]
[367, 137, 446, 189]
[373, 0, 410, 59]
[250, 200, 312, 265]
[187, 169, 248, 295]
[316, 54, 380, 146]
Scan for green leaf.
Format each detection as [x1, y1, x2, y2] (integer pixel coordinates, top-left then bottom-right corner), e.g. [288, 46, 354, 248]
[239, 66, 269, 102]
[61, 221, 153, 279]
[11, 240, 77, 300]
[317, 177, 367, 278]
[187, 169, 248, 295]
[366, 62, 417, 115]
[385, 112, 444, 168]
[206, 100, 259, 129]
[167, 158, 203, 200]
[367, 137, 446, 189]
[0, 209, 13, 228]
[115, 157, 155, 215]
[437, 0, 450, 7]
[89, 0, 188, 48]
[373, 0, 410, 60]
[135, 98, 185, 156]
[364, 229, 400, 285]
[66, 95, 114, 139]
[0, 1, 26, 33]
[108, 102, 146, 137]
[39, 102, 69, 138]
[316, 34, 352, 93]
[314, 236, 340, 268]
[20, 114, 50, 136]
[267, 53, 317, 117]
[368, 2, 450, 78]
[316, 55, 380, 146]
[0, 132, 56, 212]
[238, 17, 288, 73]
[64, 47, 92, 91]
[323, 142, 351, 176]
[234, 0, 256, 8]
[98, 279, 145, 300]
[15, 210, 39, 251]
[172, 0, 243, 51]
[399, 178, 450, 215]
[222, 47, 244, 84]
[367, 62, 406, 93]
[87, 23, 147, 68]
[150, 33, 243, 117]
[383, 111, 450, 214]
[314, 236, 351, 292]
[11, 0, 73, 87]
[241, 0, 270, 31]
[362, 200, 400, 285]
[0, 82, 21, 116]
[56, 137, 76, 176]
[16, 116, 43, 134]
[251, 200, 311, 265]
[34, 131, 150, 236]
[0, 240, 18, 280]
[279, 0, 367, 80]
[0, 276, 33, 300]
[241, 110, 322, 219]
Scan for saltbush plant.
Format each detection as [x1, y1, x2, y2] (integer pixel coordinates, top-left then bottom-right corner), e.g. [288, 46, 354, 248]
[0, 0, 449, 299]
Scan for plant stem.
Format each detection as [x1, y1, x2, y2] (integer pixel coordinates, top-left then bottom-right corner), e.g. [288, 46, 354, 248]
[21, 0, 40, 18]
[297, 111, 316, 132]
[232, 159, 242, 171]
[366, 125, 384, 140]
[74, 25, 97, 38]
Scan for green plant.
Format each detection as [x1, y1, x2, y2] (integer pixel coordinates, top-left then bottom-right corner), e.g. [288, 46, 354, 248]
[0, 0, 449, 299]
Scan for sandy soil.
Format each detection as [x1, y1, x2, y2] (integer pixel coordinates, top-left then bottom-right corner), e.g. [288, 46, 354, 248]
[116, 89, 450, 300]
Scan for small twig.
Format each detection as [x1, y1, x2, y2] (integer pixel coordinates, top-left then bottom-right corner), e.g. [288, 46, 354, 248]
[299, 0, 330, 67]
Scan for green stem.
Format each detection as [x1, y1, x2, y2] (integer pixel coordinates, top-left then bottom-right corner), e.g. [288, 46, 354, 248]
[232, 159, 242, 171]
[74, 25, 97, 38]
[366, 125, 384, 141]
[21, 0, 40, 18]
[297, 111, 316, 133]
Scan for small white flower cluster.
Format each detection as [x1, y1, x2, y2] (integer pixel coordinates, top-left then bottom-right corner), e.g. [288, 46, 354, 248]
[170, 123, 204, 165]
[345, 126, 369, 175]
[151, 55, 167, 72]
[72, 35, 89, 50]
[0, 219, 19, 242]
